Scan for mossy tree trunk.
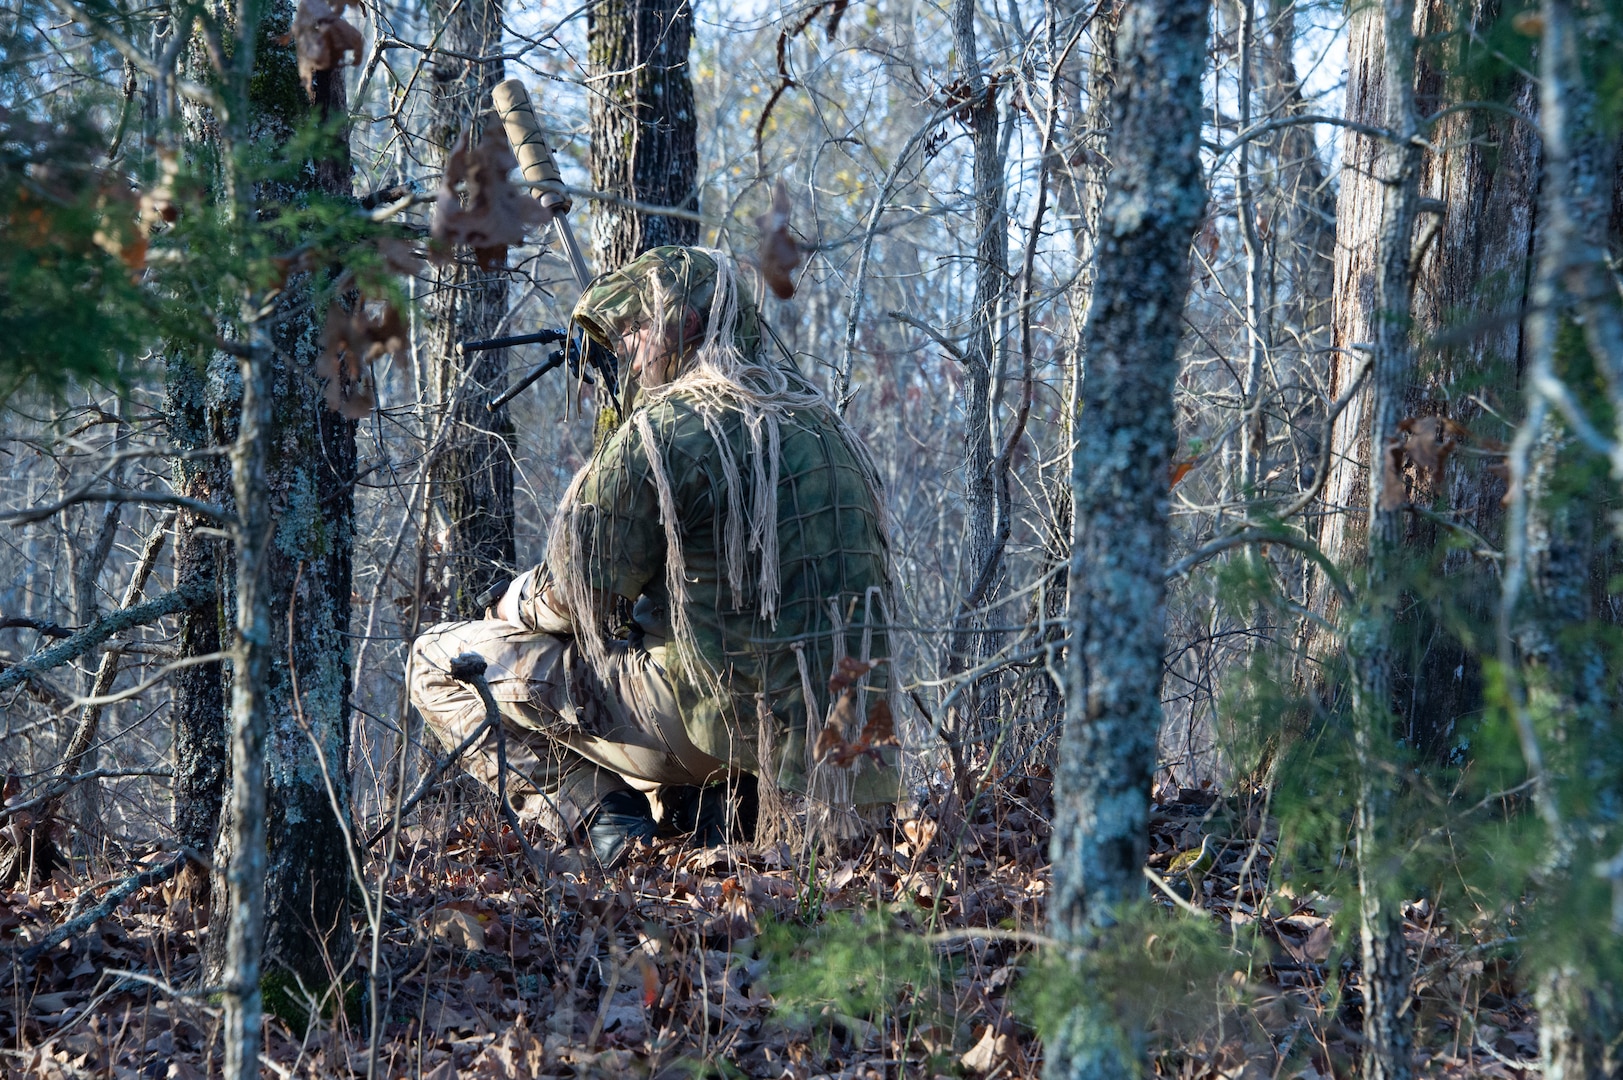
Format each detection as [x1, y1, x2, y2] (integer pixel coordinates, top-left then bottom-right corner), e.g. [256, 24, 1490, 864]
[166, 350, 231, 873]
[1045, 0, 1208, 1069]
[587, 0, 699, 265]
[205, 0, 358, 1026]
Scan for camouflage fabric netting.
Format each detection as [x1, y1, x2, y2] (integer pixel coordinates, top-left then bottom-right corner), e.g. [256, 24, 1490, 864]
[543, 247, 900, 810]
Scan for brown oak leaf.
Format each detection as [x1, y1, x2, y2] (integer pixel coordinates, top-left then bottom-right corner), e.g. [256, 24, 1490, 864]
[290, 0, 365, 98]
[1396, 415, 1462, 481]
[755, 179, 801, 300]
[429, 126, 552, 270]
[317, 297, 405, 418]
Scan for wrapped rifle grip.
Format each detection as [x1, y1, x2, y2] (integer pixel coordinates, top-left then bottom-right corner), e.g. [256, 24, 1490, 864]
[492, 79, 571, 214]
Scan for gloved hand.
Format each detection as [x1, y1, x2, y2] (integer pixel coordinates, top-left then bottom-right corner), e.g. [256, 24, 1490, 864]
[583, 789, 657, 869]
[662, 777, 758, 847]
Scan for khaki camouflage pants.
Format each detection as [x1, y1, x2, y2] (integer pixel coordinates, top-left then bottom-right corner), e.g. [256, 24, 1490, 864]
[407, 621, 729, 840]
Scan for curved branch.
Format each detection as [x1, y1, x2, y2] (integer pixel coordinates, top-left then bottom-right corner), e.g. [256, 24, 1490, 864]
[1165, 528, 1353, 606]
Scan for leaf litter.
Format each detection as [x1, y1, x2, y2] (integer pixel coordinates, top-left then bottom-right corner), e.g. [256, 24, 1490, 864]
[0, 778, 1540, 1079]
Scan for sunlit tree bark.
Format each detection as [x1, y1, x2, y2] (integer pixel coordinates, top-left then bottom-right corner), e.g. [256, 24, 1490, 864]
[206, 0, 358, 1040]
[426, 0, 516, 618]
[1047, 0, 1208, 1068]
[588, 0, 699, 265]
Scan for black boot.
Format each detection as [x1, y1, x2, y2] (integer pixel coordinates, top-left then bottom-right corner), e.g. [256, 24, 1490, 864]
[583, 789, 657, 868]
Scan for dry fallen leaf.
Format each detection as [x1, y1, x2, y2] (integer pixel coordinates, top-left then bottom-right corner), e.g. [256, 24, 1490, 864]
[961, 1023, 1013, 1072]
[817, 697, 898, 767]
[290, 0, 365, 97]
[430, 126, 552, 269]
[755, 179, 801, 300]
[1396, 415, 1461, 481]
[427, 905, 486, 952]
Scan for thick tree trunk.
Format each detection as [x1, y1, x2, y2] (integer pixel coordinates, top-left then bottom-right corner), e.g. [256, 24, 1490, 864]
[208, 2, 357, 1027]
[426, 0, 516, 619]
[1345, 0, 1425, 1074]
[1389, 0, 1537, 757]
[1309, 0, 1386, 668]
[1046, 0, 1208, 1069]
[1310, 0, 1538, 761]
[588, 0, 699, 265]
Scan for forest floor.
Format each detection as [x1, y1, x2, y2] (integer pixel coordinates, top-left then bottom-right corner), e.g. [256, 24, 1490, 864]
[1, 773, 1540, 1079]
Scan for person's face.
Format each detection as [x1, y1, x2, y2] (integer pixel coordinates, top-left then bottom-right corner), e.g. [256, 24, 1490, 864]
[620, 320, 682, 389]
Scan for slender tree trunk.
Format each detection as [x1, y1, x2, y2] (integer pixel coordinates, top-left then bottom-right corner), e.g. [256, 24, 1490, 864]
[1035, 0, 1116, 743]
[1346, 0, 1423, 1074]
[208, 0, 357, 1026]
[1046, 0, 1208, 1069]
[943, 0, 1009, 753]
[1506, 0, 1623, 1067]
[588, 0, 699, 265]
[167, 352, 230, 875]
[426, 0, 516, 619]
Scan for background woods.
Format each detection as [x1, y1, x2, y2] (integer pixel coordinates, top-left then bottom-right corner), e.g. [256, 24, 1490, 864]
[1, 0, 1621, 1073]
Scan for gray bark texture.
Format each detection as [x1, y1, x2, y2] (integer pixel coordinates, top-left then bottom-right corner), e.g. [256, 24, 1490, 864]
[1346, 0, 1424, 1073]
[943, 0, 1009, 751]
[1309, 0, 1538, 761]
[1046, 0, 1208, 1068]
[427, 0, 517, 619]
[1509, 0, 1623, 1068]
[166, 351, 232, 868]
[588, 0, 700, 266]
[210, 3, 358, 1040]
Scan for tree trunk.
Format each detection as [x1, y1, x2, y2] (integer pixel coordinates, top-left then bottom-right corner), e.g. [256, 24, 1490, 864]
[167, 352, 230, 872]
[426, 0, 516, 619]
[1506, 0, 1623, 1067]
[1345, 0, 1424, 1073]
[1046, 0, 1208, 1069]
[1033, 0, 1116, 745]
[588, 0, 699, 266]
[1310, 0, 1539, 761]
[1308, 0, 1387, 670]
[208, 2, 357, 1028]
[943, 0, 1009, 755]
[1387, 0, 1537, 758]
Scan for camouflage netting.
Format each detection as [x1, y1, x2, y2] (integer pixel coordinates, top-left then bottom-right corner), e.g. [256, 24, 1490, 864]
[544, 246, 902, 822]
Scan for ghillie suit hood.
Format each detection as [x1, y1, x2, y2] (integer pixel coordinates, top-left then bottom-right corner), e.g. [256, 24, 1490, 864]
[544, 247, 900, 823]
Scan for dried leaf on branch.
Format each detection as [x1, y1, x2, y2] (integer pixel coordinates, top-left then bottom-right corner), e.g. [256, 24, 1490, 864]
[290, 0, 365, 97]
[815, 656, 898, 767]
[317, 297, 406, 418]
[1397, 415, 1466, 480]
[755, 179, 801, 299]
[1381, 415, 1476, 508]
[430, 127, 552, 270]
